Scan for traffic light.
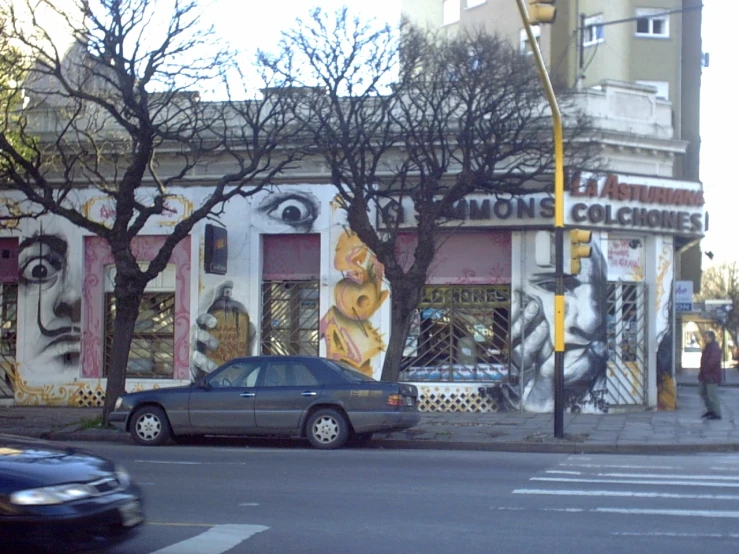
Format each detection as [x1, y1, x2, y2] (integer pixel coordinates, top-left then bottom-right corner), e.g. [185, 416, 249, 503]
[569, 229, 592, 275]
[528, 1, 556, 25]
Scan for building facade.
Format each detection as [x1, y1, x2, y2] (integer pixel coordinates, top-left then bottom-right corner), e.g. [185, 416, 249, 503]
[0, 82, 704, 413]
[401, 0, 704, 288]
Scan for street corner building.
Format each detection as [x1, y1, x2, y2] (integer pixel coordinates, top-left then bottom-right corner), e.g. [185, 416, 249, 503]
[0, 80, 704, 415]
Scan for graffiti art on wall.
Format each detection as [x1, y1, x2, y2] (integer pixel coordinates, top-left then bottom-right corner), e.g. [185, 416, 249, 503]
[655, 241, 676, 410]
[192, 280, 254, 380]
[321, 229, 388, 376]
[510, 238, 609, 413]
[18, 221, 82, 383]
[256, 190, 321, 233]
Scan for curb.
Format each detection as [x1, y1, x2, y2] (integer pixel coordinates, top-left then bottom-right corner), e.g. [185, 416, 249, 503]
[37, 429, 739, 456]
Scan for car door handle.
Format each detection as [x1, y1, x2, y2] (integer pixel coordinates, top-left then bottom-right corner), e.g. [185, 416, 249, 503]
[240, 392, 256, 398]
[301, 391, 318, 397]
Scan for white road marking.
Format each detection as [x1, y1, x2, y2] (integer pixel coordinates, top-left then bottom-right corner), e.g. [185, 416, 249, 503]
[531, 477, 739, 488]
[559, 464, 685, 470]
[136, 460, 202, 465]
[595, 508, 739, 518]
[513, 489, 739, 500]
[597, 472, 739, 481]
[542, 508, 584, 512]
[239, 503, 259, 507]
[149, 524, 269, 554]
[613, 532, 739, 538]
[546, 470, 739, 481]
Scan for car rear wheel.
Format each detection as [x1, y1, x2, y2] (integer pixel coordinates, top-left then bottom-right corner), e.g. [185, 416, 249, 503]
[130, 405, 171, 446]
[306, 408, 349, 450]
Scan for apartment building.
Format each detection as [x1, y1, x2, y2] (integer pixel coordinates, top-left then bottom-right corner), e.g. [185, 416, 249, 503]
[402, 0, 704, 282]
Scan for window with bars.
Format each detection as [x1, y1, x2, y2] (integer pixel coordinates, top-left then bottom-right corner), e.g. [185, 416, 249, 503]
[400, 285, 510, 382]
[104, 292, 175, 378]
[260, 281, 319, 356]
[0, 283, 18, 393]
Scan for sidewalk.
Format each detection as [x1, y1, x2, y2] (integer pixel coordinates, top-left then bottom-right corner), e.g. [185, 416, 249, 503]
[2, 383, 739, 454]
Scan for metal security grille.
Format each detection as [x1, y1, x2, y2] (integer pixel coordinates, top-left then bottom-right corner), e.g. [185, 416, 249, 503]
[400, 285, 511, 382]
[261, 281, 319, 356]
[0, 284, 18, 397]
[104, 293, 175, 378]
[606, 282, 648, 406]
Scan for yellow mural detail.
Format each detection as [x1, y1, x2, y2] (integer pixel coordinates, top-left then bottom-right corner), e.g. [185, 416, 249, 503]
[320, 229, 388, 376]
[655, 243, 671, 311]
[14, 379, 162, 407]
[658, 373, 677, 410]
[0, 198, 22, 229]
[655, 242, 676, 411]
[15, 379, 107, 407]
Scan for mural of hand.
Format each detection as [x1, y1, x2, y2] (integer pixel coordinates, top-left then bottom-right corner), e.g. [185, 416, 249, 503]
[510, 291, 554, 385]
[191, 313, 220, 379]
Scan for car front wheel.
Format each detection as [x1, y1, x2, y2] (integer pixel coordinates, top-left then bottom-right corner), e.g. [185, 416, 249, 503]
[130, 405, 171, 446]
[306, 408, 349, 450]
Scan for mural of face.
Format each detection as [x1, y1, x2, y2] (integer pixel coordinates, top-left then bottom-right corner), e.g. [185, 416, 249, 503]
[18, 227, 82, 381]
[510, 241, 608, 412]
[256, 190, 320, 233]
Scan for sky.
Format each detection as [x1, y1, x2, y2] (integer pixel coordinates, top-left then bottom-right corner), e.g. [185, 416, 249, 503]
[211, 0, 728, 265]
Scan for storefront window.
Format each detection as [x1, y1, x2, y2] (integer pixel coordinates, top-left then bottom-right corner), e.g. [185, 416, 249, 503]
[400, 285, 510, 381]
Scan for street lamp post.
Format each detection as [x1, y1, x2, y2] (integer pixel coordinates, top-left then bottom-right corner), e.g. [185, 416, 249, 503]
[514, 0, 566, 438]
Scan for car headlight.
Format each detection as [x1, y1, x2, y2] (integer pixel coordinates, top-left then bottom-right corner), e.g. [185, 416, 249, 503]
[114, 397, 123, 410]
[10, 483, 97, 506]
[115, 464, 131, 487]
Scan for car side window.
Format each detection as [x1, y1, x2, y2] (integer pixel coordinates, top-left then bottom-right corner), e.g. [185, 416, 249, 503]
[263, 364, 290, 387]
[291, 363, 319, 386]
[262, 363, 319, 387]
[208, 362, 260, 388]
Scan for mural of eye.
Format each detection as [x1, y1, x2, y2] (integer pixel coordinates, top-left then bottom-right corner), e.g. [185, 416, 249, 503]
[19, 247, 65, 285]
[258, 192, 320, 232]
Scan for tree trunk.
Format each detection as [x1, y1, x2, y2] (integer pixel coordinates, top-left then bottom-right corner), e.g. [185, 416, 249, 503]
[381, 283, 423, 382]
[102, 284, 145, 424]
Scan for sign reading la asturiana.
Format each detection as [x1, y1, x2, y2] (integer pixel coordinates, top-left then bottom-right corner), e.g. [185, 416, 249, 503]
[379, 172, 706, 237]
[570, 173, 704, 235]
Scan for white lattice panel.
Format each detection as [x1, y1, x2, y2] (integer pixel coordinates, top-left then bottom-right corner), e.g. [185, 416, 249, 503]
[410, 383, 505, 412]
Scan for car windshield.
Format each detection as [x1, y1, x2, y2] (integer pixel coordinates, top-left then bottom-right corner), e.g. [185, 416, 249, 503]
[326, 360, 377, 382]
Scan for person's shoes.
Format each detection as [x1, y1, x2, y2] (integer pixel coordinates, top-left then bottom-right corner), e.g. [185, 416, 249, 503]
[708, 414, 722, 420]
[701, 412, 713, 418]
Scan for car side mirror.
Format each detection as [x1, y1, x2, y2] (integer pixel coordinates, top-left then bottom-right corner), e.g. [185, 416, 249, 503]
[198, 379, 210, 390]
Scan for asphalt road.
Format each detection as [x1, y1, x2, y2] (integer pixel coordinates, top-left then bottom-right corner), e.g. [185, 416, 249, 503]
[75, 442, 739, 554]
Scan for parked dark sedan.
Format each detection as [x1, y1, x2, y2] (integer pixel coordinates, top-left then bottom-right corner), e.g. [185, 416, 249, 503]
[110, 355, 420, 449]
[0, 434, 143, 553]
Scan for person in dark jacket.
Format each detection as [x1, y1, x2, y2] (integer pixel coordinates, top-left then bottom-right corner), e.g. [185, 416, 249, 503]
[699, 330, 722, 420]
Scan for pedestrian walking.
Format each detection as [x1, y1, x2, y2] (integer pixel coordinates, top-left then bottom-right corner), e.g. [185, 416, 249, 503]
[699, 330, 722, 420]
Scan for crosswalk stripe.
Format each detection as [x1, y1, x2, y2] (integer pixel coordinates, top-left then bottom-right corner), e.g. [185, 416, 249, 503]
[596, 508, 739, 518]
[531, 477, 739, 488]
[559, 464, 685, 470]
[545, 470, 739, 481]
[513, 488, 739, 500]
[149, 524, 269, 554]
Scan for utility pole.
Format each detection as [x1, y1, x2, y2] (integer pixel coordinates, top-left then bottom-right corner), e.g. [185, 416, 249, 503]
[513, 0, 566, 438]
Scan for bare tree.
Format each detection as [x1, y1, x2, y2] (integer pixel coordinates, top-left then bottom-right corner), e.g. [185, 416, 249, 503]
[264, 8, 599, 381]
[0, 0, 303, 420]
[697, 261, 739, 356]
